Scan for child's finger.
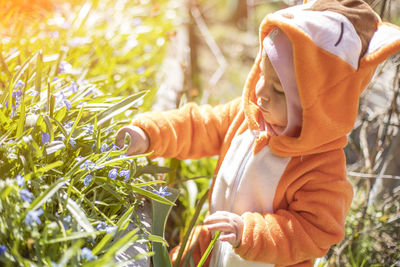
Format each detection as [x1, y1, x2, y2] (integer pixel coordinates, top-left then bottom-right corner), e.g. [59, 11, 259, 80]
[204, 214, 230, 224]
[219, 233, 236, 243]
[115, 129, 128, 149]
[204, 222, 234, 233]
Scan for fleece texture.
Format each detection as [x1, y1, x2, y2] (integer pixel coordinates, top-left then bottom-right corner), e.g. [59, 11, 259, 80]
[131, 0, 400, 266]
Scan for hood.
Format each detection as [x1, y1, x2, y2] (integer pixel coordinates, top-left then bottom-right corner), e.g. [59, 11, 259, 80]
[243, 0, 400, 157]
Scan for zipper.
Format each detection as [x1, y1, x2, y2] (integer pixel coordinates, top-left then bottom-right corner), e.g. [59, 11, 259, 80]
[215, 133, 256, 267]
[229, 140, 254, 211]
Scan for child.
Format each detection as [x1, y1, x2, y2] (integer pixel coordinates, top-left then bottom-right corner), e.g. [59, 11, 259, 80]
[115, 0, 400, 266]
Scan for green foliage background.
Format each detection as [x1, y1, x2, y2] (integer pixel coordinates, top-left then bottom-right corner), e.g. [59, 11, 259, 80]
[0, 0, 177, 265]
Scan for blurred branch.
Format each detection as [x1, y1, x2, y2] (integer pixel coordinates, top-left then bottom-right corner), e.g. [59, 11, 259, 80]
[190, 5, 227, 93]
[348, 171, 400, 180]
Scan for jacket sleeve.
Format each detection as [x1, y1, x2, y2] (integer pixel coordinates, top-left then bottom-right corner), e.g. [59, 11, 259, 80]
[234, 150, 353, 266]
[131, 97, 242, 159]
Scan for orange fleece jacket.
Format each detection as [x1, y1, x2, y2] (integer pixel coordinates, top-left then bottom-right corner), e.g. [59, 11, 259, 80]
[131, 0, 400, 266]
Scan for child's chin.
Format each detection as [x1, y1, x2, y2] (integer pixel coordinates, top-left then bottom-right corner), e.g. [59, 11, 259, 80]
[270, 124, 286, 135]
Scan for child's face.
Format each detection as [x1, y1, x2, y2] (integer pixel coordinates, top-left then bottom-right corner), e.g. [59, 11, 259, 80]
[255, 50, 288, 132]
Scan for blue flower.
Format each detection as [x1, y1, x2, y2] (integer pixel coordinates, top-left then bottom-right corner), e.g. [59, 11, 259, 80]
[69, 137, 76, 148]
[20, 189, 34, 203]
[58, 61, 72, 74]
[64, 121, 74, 131]
[133, 17, 142, 26]
[62, 215, 72, 229]
[80, 160, 96, 171]
[56, 92, 72, 110]
[0, 245, 7, 255]
[81, 247, 95, 261]
[100, 143, 108, 153]
[137, 67, 146, 75]
[108, 168, 118, 180]
[67, 82, 78, 93]
[119, 170, 130, 182]
[64, 99, 72, 110]
[41, 132, 50, 145]
[83, 174, 93, 187]
[28, 90, 39, 96]
[25, 209, 44, 226]
[153, 187, 172, 198]
[108, 143, 118, 151]
[16, 174, 25, 187]
[106, 226, 117, 235]
[12, 89, 22, 99]
[75, 155, 84, 162]
[96, 221, 107, 231]
[10, 106, 17, 119]
[14, 80, 25, 90]
[84, 125, 94, 135]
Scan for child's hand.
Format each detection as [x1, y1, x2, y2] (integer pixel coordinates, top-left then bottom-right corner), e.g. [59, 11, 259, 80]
[115, 125, 150, 155]
[203, 211, 244, 248]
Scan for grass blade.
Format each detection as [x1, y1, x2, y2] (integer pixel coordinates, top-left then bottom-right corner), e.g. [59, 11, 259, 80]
[46, 231, 101, 244]
[29, 179, 66, 211]
[174, 189, 209, 267]
[197, 231, 221, 267]
[129, 184, 176, 206]
[96, 91, 147, 126]
[66, 104, 84, 145]
[67, 198, 96, 235]
[92, 206, 135, 255]
[35, 50, 42, 100]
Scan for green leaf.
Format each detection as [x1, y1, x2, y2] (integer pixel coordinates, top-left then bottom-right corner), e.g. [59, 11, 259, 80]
[152, 187, 179, 267]
[29, 178, 66, 211]
[92, 206, 135, 255]
[53, 240, 84, 267]
[45, 141, 65, 154]
[96, 90, 147, 126]
[43, 115, 54, 141]
[174, 189, 209, 267]
[45, 230, 101, 244]
[101, 228, 139, 259]
[197, 231, 221, 267]
[66, 104, 84, 145]
[25, 160, 64, 180]
[129, 184, 176, 206]
[12, 52, 36, 89]
[49, 115, 68, 139]
[97, 153, 152, 168]
[35, 50, 42, 100]
[86, 229, 140, 267]
[15, 78, 26, 138]
[66, 198, 96, 235]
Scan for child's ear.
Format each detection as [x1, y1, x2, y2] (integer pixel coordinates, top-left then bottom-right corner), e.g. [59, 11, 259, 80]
[361, 23, 400, 67]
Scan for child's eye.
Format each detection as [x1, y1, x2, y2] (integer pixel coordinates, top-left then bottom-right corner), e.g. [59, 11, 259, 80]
[273, 86, 285, 95]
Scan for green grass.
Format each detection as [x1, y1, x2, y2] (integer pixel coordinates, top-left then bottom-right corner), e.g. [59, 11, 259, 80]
[0, 0, 176, 265]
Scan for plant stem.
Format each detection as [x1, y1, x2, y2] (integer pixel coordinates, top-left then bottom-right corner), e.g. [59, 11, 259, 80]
[197, 230, 221, 267]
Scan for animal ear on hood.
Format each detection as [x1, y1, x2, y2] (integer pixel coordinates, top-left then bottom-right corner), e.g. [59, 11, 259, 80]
[308, 0, 380, 57]
[360, 22, 400, 67]
[301, 0, 400, 67]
